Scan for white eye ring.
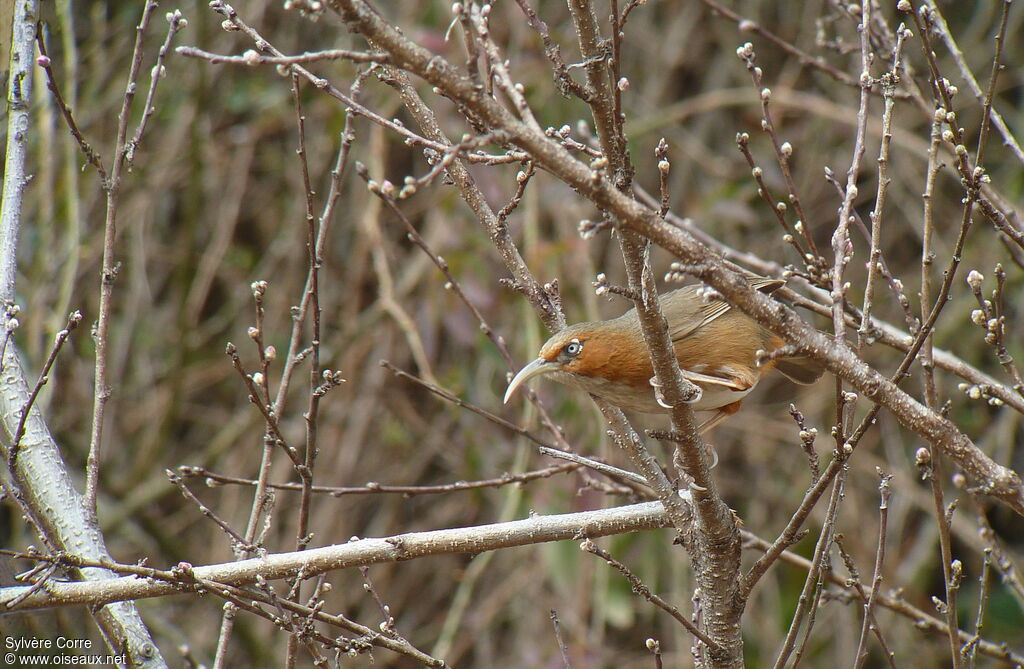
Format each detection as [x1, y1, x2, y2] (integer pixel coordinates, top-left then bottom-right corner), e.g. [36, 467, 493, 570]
[565, 339, 583, 356]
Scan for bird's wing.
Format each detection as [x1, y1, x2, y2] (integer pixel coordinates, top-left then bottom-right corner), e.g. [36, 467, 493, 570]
[665, 277, 784, 342]
[663, 285, 710, 341]
[679, 369, 750, 391]
[697, 299, 732, 326]
[690, 277, 786, 332]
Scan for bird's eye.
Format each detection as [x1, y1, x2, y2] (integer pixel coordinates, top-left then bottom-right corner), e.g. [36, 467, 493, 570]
[565, 340, 583, 356]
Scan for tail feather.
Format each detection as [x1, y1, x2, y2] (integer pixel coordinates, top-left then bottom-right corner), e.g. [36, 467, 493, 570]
[774, 356, 825, 385]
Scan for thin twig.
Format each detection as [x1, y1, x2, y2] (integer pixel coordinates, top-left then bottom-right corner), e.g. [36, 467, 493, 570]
[537, 446, 646, 488]
[513, 0, 591, 101]
[695, 0, 869, 91]
[789, 405, 820, 482]
[177, 463, 582, 497]
[85, 0, 167, 519]
[735, 130, 813, 271]
[176, 45, 390, 66]
[966, 267, 1024, 397]
[853, 470, 894, 668]
[581, 539, 721, 652]
[166, 470, 256, 554]
[283, 71, 320, 669]
[224, 341, 302, 468]
[35, 29, 105, 176]
[773, 464, 848, 669]
[962, 548, 992, 668]
[196, 2, 524, 167]
[858, 25, 908, 349]
[922, 0, 1022, 166]
[7, 311, 82, 468]
[736, 43, 821, 262]
[549, 610, 572, 669]
[274, 68, 366, 420]
[124, 10, 186, 168]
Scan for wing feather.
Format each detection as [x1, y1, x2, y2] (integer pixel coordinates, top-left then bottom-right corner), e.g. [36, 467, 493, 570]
[667, 276, 783, 342]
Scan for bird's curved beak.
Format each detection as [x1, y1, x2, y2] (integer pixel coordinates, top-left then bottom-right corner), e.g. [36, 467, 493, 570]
[504, 358, 561, 404]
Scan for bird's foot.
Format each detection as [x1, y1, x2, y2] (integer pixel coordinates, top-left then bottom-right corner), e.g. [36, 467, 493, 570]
[676, 469, 709, 492]
[649, 375, 672, 409]
[649, 375, 703, 408]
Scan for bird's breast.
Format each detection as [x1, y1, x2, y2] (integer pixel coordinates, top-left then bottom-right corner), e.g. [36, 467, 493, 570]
[547, 370, 756, 414]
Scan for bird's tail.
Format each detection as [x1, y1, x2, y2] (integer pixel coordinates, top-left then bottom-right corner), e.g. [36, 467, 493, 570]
[774, 356, 825, 385]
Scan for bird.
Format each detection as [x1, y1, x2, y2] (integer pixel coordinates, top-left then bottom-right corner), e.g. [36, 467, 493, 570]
[504, 277, 823, 432]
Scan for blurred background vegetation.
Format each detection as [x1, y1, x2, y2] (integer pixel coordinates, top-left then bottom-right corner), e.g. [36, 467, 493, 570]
[2, 0, 1022, 666]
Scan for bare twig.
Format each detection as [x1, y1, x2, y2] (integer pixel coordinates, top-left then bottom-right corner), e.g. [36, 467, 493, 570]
[549, 609, 572, 669]
[7, 311, 82, 468]
[858, 25, 908, 349]
[35, 29, 105, 176]
[581, 539, 721, 652]
[922, 0, 1023, 166]
[176, 45, 389, 66]
[85, 0, 178, 518]
[773, 464, 848, 668]
[735, 130, 813, 269]
[736, 43, 821, 262]
[178, 463, 583, 497]
[166, 470, 256, 554]
[789, 404, 820, 482]
[513, 0, 592, 101]
[962, 548, 992, 668]
[537, 446, 646, 488]
[695, 0, 869, 91]
[966, 267, 1024, 396]
[853, 470, 894, 668]
[224, 341, 302, 468]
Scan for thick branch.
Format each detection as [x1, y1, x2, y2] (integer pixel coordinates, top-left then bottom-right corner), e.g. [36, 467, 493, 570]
[0, 502, 672, 611]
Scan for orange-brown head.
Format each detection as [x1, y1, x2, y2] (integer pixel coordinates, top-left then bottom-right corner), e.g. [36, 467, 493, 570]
[503, 317, 660, 412]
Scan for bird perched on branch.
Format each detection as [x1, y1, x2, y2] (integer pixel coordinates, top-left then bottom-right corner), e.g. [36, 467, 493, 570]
[504, 277, 823, 432]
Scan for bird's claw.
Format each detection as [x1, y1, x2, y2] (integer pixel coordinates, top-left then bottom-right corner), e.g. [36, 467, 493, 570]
[649, 376, 673, 409]
[706, 444, 719, 470]
[649, 375, 703, 408]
